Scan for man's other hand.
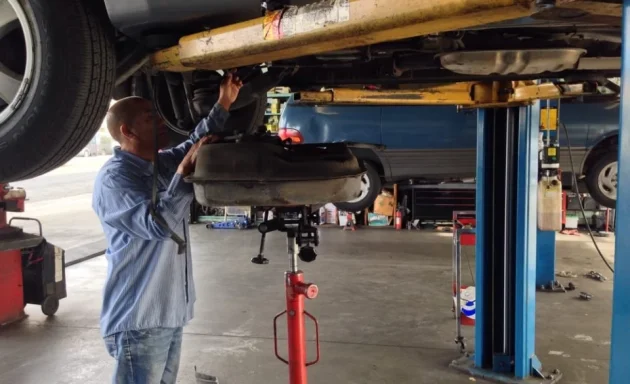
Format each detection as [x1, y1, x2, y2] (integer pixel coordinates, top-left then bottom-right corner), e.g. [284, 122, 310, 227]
[217, 72, 243, 111]
[177, 137, 211, 176]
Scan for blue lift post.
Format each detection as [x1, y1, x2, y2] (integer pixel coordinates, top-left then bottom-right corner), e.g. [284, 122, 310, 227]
[609, 1, 630, 382]
[536, 230, 556, 287]
[452, 101, 560, 382]
[537, 102, 558, 288]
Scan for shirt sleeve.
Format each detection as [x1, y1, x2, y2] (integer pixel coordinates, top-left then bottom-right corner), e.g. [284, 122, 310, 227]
[95, 172, 193, 241]
[159, 103, 230, 173]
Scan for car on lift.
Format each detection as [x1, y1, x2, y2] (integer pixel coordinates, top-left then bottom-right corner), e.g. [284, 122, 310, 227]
[279, 95, 620, 210]
[0, 0, 622, 184]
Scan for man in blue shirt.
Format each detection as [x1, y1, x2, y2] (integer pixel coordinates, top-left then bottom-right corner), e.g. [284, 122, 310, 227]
[93, 73, 243, 383]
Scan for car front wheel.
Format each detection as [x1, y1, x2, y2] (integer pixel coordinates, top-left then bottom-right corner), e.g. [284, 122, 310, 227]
[585, 151, 617, 209]
[0, 0, 114, 182]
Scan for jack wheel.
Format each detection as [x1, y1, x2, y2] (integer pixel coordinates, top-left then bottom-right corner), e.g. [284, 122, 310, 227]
[41, 296, 59, 316]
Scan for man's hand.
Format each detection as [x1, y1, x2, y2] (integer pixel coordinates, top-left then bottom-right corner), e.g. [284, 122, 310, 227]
[177, 137, 211, 176]
[217, 72, 243, 111]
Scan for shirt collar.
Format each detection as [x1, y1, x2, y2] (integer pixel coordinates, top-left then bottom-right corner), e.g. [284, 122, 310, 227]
[113, 147, 153, 177]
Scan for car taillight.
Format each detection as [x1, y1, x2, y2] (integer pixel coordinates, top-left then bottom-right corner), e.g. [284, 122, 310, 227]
[278, 128, 304, 144]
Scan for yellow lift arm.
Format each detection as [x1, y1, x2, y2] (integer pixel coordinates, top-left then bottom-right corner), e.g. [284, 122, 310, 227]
[151, 0, 537, 72]
[150, 0, 621, 73]
[293, 81, 601, 108]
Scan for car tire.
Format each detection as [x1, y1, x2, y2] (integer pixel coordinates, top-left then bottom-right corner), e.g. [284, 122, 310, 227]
[585, 151, 617, 209]
[334, 161, 381, 212]
[0, 0, 114, 182]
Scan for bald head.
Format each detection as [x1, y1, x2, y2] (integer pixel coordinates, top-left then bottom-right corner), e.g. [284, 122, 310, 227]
[105, 96, 170, 159]
[106, 96, 151, 143]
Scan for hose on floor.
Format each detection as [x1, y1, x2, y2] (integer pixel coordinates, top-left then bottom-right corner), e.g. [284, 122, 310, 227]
[560, 121, 615, 273]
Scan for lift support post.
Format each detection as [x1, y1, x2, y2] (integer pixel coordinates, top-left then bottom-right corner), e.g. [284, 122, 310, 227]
[609, 1, 630, 382]
[451, 102, 562, 382]
[536, 230, 556, 287]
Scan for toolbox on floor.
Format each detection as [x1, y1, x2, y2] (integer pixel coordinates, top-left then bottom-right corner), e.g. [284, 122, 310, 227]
[399, 183, 475, 223]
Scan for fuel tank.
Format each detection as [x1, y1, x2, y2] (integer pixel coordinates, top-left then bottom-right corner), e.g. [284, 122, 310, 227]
[185, 141, 365, 206]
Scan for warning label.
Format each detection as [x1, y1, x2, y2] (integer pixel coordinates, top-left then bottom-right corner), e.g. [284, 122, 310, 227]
[264, 0, 350, 41]
[54, 246, 63, 283]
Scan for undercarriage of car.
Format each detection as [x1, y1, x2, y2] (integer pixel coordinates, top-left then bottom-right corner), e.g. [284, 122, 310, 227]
[119, 0, 623, 134]
[132, 25, 622, 137]
[0, 0, 624, 183]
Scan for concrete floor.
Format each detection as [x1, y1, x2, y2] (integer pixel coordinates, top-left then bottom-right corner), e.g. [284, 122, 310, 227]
[0, 226, 614, 384]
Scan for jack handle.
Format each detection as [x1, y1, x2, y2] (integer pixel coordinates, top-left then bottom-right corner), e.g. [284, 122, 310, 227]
[272, 310, 320, 366]
[8, 217, 42, 236]
[273, 310, 289, 365]
[304, 311, 320, 366]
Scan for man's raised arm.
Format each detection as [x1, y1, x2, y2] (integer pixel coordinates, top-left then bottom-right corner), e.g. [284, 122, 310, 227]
[160, 73, 243, 170]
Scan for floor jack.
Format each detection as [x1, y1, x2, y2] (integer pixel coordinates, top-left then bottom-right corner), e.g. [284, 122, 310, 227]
[253, 206, 321, 384]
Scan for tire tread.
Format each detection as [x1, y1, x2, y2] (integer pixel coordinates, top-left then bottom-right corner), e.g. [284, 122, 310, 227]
[0, 0, 114, 182]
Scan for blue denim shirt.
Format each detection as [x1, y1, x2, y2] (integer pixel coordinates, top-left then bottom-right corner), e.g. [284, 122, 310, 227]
[93, 103, 229, 337]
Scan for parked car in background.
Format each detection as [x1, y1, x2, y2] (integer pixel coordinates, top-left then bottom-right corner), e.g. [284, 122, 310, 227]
[76, 138, 98, 157]
[279, 97, 620, 210]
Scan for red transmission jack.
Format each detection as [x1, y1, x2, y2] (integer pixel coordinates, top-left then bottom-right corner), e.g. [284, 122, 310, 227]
[273, 230, 320, 384]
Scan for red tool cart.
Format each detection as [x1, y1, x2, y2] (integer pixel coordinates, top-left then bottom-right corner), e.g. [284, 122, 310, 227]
[451, 211, 476, 353]
[0, 184, 67, 324]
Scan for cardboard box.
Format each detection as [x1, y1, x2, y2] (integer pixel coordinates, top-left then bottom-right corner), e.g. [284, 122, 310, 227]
[373, 192, 395, 216]
[368, 213, 390, 227]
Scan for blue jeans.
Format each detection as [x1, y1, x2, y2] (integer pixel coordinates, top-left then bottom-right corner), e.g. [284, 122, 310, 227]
[104, 327, 183, 384]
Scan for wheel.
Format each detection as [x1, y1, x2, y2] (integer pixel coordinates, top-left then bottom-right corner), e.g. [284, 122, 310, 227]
[41, 295, 59, 316]
[0, 0, 115, 182]
[334, 161, 382, 212]
[585, 151, 617, 209]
